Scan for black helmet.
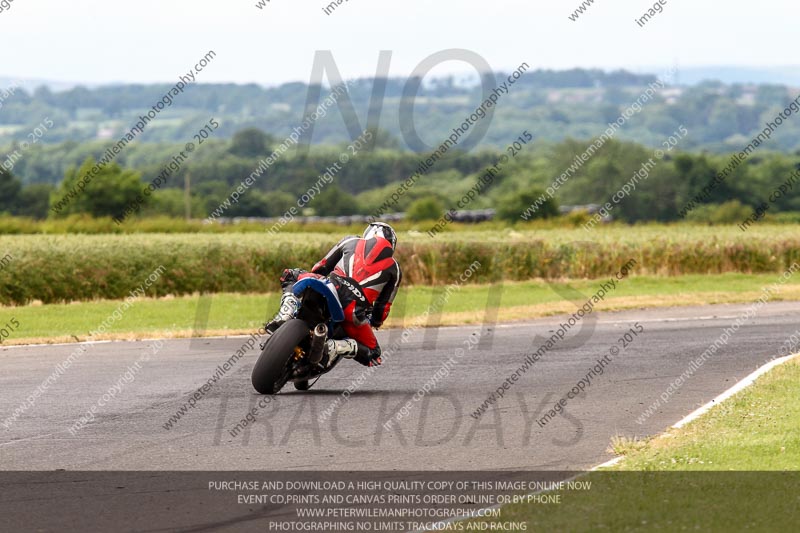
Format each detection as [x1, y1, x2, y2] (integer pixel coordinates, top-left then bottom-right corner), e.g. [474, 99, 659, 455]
[363, 222, 397, 248]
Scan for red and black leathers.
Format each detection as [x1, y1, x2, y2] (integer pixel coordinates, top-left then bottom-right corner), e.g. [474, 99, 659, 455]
[311, 236, 402, 364]
[311, 235, 402, 329]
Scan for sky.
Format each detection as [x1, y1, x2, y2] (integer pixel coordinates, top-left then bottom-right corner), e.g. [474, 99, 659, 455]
[0, 0, 796, 87]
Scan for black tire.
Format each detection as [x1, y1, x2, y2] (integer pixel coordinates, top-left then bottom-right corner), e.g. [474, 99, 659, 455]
[293, 380, 311, 391]
[251, 319, 309, 395]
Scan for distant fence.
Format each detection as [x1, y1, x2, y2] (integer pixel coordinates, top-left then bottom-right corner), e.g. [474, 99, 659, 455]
[207, 206, 605, 226]
[207, 210, 497, 226]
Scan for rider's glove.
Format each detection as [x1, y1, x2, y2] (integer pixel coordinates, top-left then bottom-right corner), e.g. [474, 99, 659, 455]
[279, 268, 305, 289]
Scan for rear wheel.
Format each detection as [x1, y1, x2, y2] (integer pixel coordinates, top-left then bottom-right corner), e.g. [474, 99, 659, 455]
[251, 319, 309, 394]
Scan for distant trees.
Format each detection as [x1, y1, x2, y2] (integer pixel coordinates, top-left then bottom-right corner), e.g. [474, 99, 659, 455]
[496, 188, 558, 222]
[229, 128, 274, 158]
[310, 185, 360, 216]
[0, 168, 21, 213]
[0, 168, 52, 218]
[17, 184, 53, 219]
[685, 200, 753, 224]
[366, 128, 402, 150]
[2, 124, 800, 223]
[406, 198, 445, 221]
[51, 158, 142, 219]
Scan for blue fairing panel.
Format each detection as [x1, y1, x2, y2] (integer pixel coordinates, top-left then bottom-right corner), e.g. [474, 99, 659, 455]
[292, 278, 345, 322]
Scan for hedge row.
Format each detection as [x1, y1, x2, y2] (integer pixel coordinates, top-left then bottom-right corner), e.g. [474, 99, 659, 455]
[1, 229, 799, 305]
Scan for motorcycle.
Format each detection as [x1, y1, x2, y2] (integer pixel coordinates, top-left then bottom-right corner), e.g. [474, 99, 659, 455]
[251, 276, 347, 395]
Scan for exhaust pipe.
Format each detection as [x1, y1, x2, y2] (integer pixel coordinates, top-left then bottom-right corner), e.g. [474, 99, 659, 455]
[308, 323, 328, 365]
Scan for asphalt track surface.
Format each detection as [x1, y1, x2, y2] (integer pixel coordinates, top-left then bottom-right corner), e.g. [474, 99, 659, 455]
[3, 301, 798, 472]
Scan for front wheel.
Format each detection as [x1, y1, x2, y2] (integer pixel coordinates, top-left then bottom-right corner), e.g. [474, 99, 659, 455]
[251, 319, 309, 394]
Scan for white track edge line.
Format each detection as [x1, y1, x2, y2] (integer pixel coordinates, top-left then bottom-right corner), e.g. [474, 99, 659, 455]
[671, 352, 798, 429]
[590, 456, 624, 470]
[412, 351, 799, 532]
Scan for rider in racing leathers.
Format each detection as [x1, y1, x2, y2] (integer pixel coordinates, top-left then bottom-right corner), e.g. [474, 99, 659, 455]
[265, 222, 402, 368]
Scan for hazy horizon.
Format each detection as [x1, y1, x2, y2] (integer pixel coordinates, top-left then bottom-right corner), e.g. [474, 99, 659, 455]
[0, 0, 797, 87]
[3, 64, 800, 94]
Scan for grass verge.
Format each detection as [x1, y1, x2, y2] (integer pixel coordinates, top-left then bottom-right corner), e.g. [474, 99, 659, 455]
[1, 273, 799, 345]
[465, 357, 800, 532]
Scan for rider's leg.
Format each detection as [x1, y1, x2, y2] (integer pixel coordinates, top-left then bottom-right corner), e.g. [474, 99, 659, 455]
[264, 269, 315, 334]
[325, 324, 380, 366]
[265, 289, 300, 334]
[325, 338, 360, 360]
[324, 300, 381, 366]
[324, 274, 381, 366]
[340, 319, 382, 367]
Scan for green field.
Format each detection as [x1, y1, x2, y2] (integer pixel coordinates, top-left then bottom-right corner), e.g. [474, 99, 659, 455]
[2, 273, 800, 345]
[465, 357, 800, 532]
[1, 225, 799, 305]
[612, 358, 800, 471]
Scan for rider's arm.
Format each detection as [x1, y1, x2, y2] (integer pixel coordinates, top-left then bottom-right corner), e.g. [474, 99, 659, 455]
[371, 261, 401, 328]
[311, 236, 357, 275]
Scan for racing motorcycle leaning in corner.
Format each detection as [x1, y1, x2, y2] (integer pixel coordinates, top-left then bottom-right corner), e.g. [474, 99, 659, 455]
[251, 222, 402, 394]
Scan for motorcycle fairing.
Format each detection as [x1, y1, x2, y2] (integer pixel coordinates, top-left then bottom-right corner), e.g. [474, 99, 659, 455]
[291, 277, 345, 322]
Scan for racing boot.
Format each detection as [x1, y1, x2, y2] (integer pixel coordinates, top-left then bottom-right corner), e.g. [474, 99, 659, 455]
[325, 338, 359, 366]
[264, 292, 300, 336]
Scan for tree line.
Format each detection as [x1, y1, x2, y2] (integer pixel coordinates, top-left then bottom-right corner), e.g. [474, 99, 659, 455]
[1, 127, 798, 224]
